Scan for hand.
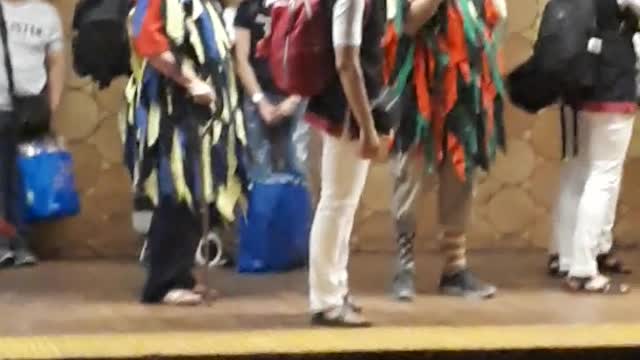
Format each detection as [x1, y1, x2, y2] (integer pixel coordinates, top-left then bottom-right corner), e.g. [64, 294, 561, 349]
[359, 128, 381, 160]
[275, 95, 301, 118]
[258, 99, 279, 125]
[188, 78, 216, 106]
[376, 132, 394, 162]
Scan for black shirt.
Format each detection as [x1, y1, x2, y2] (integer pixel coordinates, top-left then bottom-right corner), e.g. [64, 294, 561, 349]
[584, 0, 638, 103]
[234, 0, 280, 95]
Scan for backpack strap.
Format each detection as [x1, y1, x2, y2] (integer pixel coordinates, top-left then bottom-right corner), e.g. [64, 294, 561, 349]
[559, 101, 580, 159]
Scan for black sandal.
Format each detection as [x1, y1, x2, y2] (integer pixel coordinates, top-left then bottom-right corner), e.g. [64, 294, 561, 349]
[566, 275, 630, 295]
[597, 252, 632, 275]
[548, 254, 568, 278]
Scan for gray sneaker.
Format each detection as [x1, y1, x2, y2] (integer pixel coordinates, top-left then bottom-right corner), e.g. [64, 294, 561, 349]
[13, 248, 38, 267]
[392, 268, 416, 301]
[439, 269, 496, 299]
[0, 249, 14, 268]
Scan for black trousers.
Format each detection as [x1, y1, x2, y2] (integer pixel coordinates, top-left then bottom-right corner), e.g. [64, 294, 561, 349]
[0, 111, 27, 252]
[141, 198, 201, 303]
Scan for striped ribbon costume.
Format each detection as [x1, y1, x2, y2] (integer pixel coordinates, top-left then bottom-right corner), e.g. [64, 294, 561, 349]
[384, 0, 507, 181]
[122, 0, 247, 223]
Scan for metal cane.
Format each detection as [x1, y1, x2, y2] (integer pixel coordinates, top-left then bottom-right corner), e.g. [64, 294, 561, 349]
[198, 118, 214, 305]
[196, 61, 228, 305]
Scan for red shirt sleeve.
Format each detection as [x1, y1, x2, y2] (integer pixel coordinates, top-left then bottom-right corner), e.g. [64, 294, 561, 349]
[132, 0, 170, 57]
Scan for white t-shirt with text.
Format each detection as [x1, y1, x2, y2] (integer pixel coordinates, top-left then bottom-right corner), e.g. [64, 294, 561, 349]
[0, 0, 63, 111]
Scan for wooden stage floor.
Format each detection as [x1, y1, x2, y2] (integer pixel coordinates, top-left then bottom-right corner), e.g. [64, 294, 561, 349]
[2, 251, 640, 359]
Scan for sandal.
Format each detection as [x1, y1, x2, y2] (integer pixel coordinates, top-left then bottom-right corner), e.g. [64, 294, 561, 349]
[597, 252, 632, 275]
[311, 304, 372, 328]
[193, 284, 219, 300]
[548, 254, 568, 278]
[162, 289, 204, 306]
[566, 275, 630, 295]
[344, 294, 362, 313]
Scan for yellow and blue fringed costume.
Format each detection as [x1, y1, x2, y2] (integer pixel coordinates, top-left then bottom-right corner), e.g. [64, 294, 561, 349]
[122, 0, 247, 224]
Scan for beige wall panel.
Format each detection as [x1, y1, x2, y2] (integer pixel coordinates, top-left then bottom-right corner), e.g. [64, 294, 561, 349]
[529, 161, 561, 210]
[54, 90, 100, 141]
[487, 187, 538, 234]
[491, 139, 535, 185]
[89, 114, 124, 164]
[506, 0, 539, 34]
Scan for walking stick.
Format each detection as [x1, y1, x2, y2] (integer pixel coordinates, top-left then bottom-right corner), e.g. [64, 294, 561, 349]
[195, 60, 228, 305]
[194, 98, 225, 305]
[198, 118, 213, 305]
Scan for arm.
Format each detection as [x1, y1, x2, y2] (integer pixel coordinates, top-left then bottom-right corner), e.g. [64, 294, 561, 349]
[234, 27, 278, 122]
[45, 7, 65, 113]
[334, 47, 377, 138]
[46, 51, 64, 113]
[332, 0, 378, 143]
[234, 28, 263, 100]
[131, 0, 212, 102]
[233, 6, 300, 122]
[403, 0, 445, 36]
[146, 51, 199, 89]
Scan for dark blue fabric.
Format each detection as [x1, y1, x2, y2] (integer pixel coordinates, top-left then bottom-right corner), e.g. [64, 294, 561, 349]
[194, 3, 221, 62]
[237, 182, 311, 273]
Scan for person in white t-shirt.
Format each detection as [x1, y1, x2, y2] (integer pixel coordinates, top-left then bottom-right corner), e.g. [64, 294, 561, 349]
[0, 0, 64, 268]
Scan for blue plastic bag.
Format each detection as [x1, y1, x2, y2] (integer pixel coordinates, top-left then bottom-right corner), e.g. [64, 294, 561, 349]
[237, 181, 311, 273]
[18, 140, 80, 223]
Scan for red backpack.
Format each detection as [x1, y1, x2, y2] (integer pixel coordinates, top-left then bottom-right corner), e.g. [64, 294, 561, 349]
[256, 0, 334, 97]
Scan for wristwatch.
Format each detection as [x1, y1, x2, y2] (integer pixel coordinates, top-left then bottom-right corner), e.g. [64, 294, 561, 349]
[251, 92, 265, 104]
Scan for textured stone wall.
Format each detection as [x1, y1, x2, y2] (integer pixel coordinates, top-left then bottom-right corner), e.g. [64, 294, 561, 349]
[33, 1, 137, 258]
[37, 0, 640, 259]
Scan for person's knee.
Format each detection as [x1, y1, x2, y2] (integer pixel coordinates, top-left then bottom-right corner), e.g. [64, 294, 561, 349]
[316, 195, 360, 216]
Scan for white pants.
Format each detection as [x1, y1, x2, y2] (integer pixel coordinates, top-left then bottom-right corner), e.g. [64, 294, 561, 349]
[309, 134, 370, 312]
[552, 111, 635, 278]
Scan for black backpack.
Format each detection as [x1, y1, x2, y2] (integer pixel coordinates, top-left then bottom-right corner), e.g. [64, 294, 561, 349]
[72, 0, 133, 89]
[507, 0, 598, 113]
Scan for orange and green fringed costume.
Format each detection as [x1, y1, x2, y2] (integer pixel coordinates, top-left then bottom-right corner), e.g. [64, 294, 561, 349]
[383, 0, 506, 181]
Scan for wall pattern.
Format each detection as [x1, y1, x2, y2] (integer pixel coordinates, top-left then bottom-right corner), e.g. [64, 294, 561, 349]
[36, 0, 640, 259]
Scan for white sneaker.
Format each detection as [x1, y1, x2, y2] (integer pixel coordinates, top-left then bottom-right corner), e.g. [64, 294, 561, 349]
[0, 250, 14, 268]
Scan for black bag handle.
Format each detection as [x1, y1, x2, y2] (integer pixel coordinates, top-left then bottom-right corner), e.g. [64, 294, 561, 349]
[0, 3, 16, 100]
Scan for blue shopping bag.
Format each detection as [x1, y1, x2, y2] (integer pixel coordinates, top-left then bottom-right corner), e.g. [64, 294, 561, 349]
[237, 181, 311, 273]
[18, 140, 80, 223]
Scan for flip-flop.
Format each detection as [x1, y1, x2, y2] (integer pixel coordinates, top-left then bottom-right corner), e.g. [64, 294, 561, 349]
[162, 289, 204, 306]
[566, 275, 630, 295]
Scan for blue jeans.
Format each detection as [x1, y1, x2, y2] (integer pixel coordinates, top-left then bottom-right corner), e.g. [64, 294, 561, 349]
[0, 112, 28, 254]
[243, 93, 309, 184]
